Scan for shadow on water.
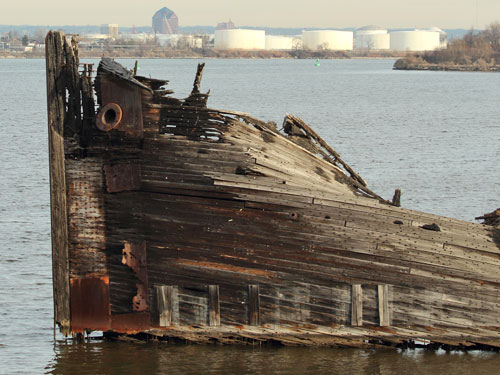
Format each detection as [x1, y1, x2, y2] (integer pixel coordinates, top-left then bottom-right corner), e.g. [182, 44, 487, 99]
[45, 340, 500, 375]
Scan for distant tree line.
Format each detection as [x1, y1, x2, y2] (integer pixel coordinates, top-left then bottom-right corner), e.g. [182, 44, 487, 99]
[421, 22, 500, 65]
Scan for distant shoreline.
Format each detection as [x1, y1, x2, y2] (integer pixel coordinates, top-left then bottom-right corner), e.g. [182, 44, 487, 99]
[0, 49, 404, 60]
[393, 57, 500, 72]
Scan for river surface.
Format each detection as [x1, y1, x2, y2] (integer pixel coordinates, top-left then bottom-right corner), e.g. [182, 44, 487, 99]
[0, 58, 499, 374]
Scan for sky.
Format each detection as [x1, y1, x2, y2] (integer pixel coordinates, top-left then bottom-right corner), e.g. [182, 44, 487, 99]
[1, 0, 500, 29]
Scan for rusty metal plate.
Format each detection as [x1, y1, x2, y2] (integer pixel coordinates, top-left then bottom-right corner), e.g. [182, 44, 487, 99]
[70, 276, 111, 332]
[122, 241, 148, 312]
[103, 164, 141, 193]
[98, 76, 143, 137]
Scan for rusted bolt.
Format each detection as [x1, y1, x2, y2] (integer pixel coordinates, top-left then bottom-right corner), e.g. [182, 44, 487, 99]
[96, 102, 123, 132]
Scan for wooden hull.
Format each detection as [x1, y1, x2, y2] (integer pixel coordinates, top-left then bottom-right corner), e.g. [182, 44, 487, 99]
[46, 32, 500, 348]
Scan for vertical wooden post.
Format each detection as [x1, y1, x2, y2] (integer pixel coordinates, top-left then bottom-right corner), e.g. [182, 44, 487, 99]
[208, 285, 220, 327]
[351, 284, 363, 326]
[155, 285, 174, 326]
[46, 30, 71, 335]
[248, 284, 260, 326]
[378, 284, 390, 327]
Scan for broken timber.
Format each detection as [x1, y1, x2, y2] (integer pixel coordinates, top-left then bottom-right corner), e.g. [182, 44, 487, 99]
[46, 31, 500, 348]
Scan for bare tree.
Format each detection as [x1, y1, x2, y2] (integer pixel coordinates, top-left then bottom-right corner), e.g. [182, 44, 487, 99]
[484, 22, 500, 52]
[33, 28, 47, 44]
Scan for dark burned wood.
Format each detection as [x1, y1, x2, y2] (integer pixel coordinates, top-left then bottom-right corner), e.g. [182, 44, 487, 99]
[96, 57, 152, 93]
[392, 189, 401, 207]
[80, 64, 95, 148]
[47, 31, 500, 348]
[104, 164, 141, 193]
[191, 62, 205, 94]
[476, 208, 500, 226]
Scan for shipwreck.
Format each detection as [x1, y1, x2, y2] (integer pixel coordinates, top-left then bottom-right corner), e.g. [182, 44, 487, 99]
[46, 31, 500, 348]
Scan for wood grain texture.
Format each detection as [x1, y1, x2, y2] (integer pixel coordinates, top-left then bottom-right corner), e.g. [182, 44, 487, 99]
[49, 33, 500, 347]
[46, 31, 71, 334]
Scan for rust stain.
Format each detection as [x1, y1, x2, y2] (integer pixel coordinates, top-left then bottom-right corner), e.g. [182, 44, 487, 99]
[373, 326, 398, 334]
[96, 102, 123, 132]
[177, 259, 276, 278]
[96, 75, 143, 137]
[122, 241, 149, 311]
[111, 312, 151, 333]
[70, 276, 111, 332]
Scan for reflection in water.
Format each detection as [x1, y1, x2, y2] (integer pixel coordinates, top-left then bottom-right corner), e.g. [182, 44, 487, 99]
[46, 340, 500, 375]
[47, 340, 160, 374]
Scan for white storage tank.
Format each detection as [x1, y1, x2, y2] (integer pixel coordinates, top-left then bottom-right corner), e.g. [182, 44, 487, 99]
[265, 35, 295, 50]
[426, 27, 448, 49]
[302, 30, 353, 51]
[214, 29, 265, 50]
[354, 25, 390, 50]
[390, 30, 441, 51]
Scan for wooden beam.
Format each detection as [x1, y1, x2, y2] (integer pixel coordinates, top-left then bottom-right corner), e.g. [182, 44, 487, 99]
[378, 285, 390, 327]
[248, 285, 260, 326]
[46, 30, 71, 335]
[351, 284, 363, 326]
[155, 285, 175, 327]
[208, 285, 220, 327]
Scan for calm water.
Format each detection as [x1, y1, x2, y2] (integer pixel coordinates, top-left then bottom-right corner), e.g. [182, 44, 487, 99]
[0, 58, 499, 374]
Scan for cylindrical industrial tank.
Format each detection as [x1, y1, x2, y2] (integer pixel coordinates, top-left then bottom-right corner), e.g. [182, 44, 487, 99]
[354, 26, 390, 50]
[214, 29, 266, 50]
[426, 27, 448, 49]
[302, 30, 353, 51]
[265, 36, 295, 50]
[389, 30, 441, 51]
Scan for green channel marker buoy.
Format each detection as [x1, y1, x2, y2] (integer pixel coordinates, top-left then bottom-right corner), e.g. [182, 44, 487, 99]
[315, 58, 320, 67]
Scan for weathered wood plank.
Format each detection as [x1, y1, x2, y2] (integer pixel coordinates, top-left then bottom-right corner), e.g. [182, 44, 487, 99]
[155, 285, 175, 327]
[378, 284, 390, 326]
[46, 30, 71, 334]
[208, 285, 220, 327]
[351, 284, 363, 326]
[248, 285, 261, 326]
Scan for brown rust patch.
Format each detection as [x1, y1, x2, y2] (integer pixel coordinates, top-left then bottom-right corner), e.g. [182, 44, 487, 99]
[372, 326, 398, 334]
[111, 312, 151, 333]
[70, 276, 111, 332]
[122, 242, 149, 311]
[177, 259, 276, 278]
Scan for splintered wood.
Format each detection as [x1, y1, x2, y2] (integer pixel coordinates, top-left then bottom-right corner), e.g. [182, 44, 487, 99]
[46, 30, 500, 349]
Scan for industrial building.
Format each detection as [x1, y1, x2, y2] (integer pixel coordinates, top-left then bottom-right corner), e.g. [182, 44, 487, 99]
[302, 30, 353, 51]
[389, 30, 441, 51]
[216, 19, 235, 30]
[100, 24, 118, 39]
[152, 7, 179, 34]
[214, 29, 266, 50]
[156, 34, 203, 49]
[354, 25, 389, 50]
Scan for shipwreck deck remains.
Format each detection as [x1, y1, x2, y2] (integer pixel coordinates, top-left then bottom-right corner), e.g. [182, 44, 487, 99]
[46, 31, 500, 348]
